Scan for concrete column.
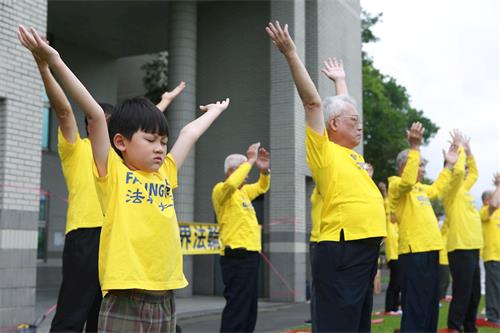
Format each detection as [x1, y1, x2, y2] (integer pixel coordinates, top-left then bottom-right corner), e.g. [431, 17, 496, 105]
[307, 0, 363, 154]
[167, 0, 197, 297]
[0, 0, 47, 326]
[267, 0, 362, 302]
[268, 0, 308, 302]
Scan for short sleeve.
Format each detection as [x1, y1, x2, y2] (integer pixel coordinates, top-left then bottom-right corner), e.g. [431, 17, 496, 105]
[57, 127, 82, 162]
[93, 149, 120, 214]
[161, 153, 178, 189]
[305, 125, 332, 169]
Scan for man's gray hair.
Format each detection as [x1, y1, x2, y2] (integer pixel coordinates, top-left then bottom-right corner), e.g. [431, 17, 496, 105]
[224, 154, 247, 174]
[396, 149, 410, 170]
[482, 190, 493, 203]
[322, 94, 358, 126]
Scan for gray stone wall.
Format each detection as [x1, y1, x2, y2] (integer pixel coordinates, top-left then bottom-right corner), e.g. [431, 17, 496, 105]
[0, 0, 47, 326]
[194, 0, 271, 296]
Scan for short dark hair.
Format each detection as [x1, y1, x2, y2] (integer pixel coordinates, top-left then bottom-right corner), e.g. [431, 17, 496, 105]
[85, 102, 114, 128]
[108, 97, 169, 157]
[85, 102, 115, 135]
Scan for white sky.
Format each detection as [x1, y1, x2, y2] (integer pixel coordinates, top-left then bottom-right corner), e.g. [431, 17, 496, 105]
[361, 0, 500, 207]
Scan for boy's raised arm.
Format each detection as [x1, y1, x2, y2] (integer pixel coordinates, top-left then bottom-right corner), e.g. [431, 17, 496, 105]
[33, 53, 78, 143]
[170, 98, 230, 169]
[266, 21, 324, 134]
[156, 81, 186, 112]
[18, 26, 110, 176]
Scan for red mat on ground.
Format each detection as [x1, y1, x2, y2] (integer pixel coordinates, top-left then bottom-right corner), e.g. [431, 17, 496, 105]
[477, 317, 500, 329]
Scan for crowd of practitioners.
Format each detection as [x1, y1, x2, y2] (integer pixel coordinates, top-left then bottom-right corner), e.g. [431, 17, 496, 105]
[17, 19, 499, 333]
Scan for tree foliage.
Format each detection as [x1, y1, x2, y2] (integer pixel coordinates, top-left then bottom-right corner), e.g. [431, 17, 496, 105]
[362, 11, 439, 183]
[141, 51, 169, 103]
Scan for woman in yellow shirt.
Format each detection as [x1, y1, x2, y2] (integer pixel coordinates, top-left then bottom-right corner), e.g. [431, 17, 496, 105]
[482, 174, 500, 327]
[441, 134, 483, 333]
[380, 182, 401, 315]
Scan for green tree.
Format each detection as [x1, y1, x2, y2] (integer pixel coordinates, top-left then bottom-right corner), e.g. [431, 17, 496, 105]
[141, 51, 169, 103]
[362, 11, 439, 183]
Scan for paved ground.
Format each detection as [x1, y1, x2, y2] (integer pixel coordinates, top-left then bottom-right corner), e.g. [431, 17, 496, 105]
[34, 278, 387, 333]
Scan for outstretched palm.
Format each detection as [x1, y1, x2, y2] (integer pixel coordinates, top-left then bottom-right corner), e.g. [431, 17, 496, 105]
[18, 26, 59, 64]
[444, 143, 459, 165]
[266, 21, 296, 56]
[199, 98, 230, 113]
[162, 81, 186, 101]
[321, 57, 345, 81]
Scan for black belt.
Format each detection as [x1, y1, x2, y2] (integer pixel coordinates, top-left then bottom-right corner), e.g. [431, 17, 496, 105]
[224, 247, 257, 258]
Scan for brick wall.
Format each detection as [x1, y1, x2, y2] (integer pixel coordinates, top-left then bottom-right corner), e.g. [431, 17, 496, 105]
[0, 0, 47, 326]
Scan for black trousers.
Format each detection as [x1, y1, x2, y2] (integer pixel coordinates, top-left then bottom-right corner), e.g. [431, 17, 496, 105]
[448, 249, 481, 333]
[385, 259, 401, 312]
[220, 249, 260, 333]
[312, 235, 381, 333]
[50, 228, 102, 333]
[309, 242, 318, 332]
[399, 251, 440, 333]
[439, 264, 451, 300]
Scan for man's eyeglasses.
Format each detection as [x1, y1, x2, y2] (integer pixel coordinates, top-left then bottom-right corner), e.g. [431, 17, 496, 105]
[335, 115, 361, 124]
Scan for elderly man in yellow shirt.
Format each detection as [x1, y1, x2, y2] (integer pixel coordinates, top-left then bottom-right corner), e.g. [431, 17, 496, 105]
[479, 173, 500, 328]
[441, 133, 483, 333]
[267, 21, 386, 332]
[389, 123, 459, 333]
[212, 142, 270, 333]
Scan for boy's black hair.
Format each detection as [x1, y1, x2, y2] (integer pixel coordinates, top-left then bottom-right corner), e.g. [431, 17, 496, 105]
[85, 102, 115, 136]
[108, 97, 169, 157]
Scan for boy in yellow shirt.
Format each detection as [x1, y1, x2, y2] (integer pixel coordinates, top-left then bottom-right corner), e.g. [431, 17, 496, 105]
[441, 132, 483, 332]
[26, 38, 185, 332]
[212, 143, 270, 333]
[267, 21, 386, 332]
[389, 123, 458, 332]
[19, 26, 229, 332]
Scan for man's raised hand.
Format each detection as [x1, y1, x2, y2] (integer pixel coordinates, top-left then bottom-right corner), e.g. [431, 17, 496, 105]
[321, 57, 346, 82]
[265, 21, 296, 57]
[462, 134, 472, 157]
[255, 148, 270, 173]
[407, 122, 425, 150]
[246, 143, 261, 165]
[443, 142, 459, 168]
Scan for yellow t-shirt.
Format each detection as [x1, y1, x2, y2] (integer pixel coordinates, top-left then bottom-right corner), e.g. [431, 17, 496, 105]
[388, 149, 449, 254]
[480, 205, 490, 223]
[57, 129, 103, 234]
[305, 126, 386, 241]
[384, 199, 399, 262]
[439, 220, 449, 265]
[483, 207, 500, 262]
[310, 187, 322, 242]
[212, 162, 270, 253]
[441, 150, 483, 251]
[95, 150, 188, 294]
